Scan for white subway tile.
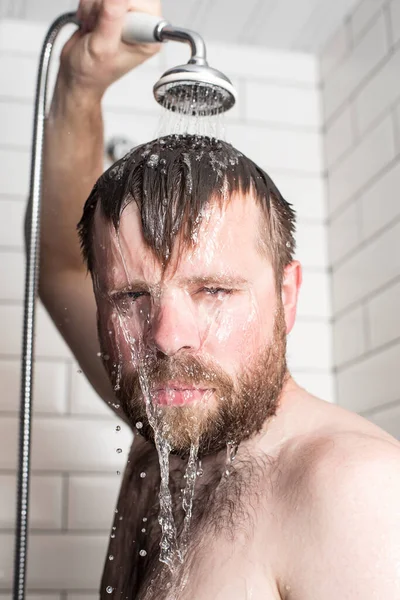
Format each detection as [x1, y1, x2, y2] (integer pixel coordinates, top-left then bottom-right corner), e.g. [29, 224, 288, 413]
[364, 402, 400, 440]
[269, 172, 327, 222]
[0, 101, 33, 149]
[0, 198, 25, 248]
[328, 113, 395, 214]
[0, 415, 132, 472]
[297, 270, 331, 319]
[323, 14, 389, 122]
[389, 0, 400, 46]
[0, 149, 30, 197]
[104, 110, 160, 149]
[291, 371, 336, 403]
[68, 474, 120, 530]
[69, 362, 114, 417]
[0, 19, 47, 54]
[333, 305, 367, 367]
[0, 595, 61, 600]
[0, 359, 68, 413]
[0, 474, 62, 529]
[332, 219, 400, 312]
[295, 222, 328, 269]
[104, 70, 163, 113]
[354, 44, 400, 136]
[324, 104, 354, 169]
[0, 304, 23, 356]
[367, 280, 400, 350]
[163, 40, 319, 85]
[30, 417, 132, 472]
[67, 596, 97, 600]
[244, 81, 321, 128]
[0, 55, 37, 100]
[337, 343, 400, 413]
[328, 199, 361, 265]
[0, 251, 24, 301]
[67, 596, 98, 600]
[0, 416, 18, 469]
[320, 23, 351, 82]
[287, 320, 332, 371]
[360, 159, 400, 241]
[227, 123, 323, 174]
[350, 0, 387, 42]
[0, 533, 108, 588]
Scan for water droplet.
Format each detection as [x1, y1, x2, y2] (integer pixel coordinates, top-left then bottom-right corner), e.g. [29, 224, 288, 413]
[109, 554, 114, 561]
[116, 448, 122, 454]
[139, 549, 147, 557]
[141, 528, 146, 533]
[116, 470, 121, 475]
[286, 241, 291, 248]
[140, 472, 146, 478]
[136, 421, 143, 429]
[119, 516, 123, 520]
[142, 517, 147, 522]
[106, 586, 113, 594]
[77, 369, 82, 374]
[115, 425, 121, 432]
[110, 533, 115, 538]
[96, 352, 102, 357]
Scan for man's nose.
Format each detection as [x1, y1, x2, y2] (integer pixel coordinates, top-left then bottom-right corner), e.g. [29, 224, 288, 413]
[147, 293, 201, 356]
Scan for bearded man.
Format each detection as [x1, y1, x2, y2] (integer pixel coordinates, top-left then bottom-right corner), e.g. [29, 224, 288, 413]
[36, 0, 400, 598]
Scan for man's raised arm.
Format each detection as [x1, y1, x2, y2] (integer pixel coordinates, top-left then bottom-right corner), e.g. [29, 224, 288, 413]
[27, 0, 161, 409]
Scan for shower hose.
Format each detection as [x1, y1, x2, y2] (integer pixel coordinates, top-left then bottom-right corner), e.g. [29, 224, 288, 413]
[13, 13, 79, 600]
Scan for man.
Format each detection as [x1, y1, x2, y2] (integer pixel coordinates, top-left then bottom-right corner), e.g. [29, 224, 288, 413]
[38, 0, 400, 598]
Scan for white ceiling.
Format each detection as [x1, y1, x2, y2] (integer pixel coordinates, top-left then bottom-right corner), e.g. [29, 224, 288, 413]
[0, 0, 359, 53]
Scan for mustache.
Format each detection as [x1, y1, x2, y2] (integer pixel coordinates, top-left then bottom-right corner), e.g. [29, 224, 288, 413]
[120, 352, 234, 395]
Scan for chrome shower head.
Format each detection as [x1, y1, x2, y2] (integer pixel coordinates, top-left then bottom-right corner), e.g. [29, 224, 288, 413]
[122, 13, 237, 116]
[154, 63, 236, 116]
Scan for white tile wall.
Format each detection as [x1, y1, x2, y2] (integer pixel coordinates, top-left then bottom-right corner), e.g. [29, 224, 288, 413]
[389, 0, 400, 46]
[0, 199, 25, 248]
[327, 112, 396, 215]
[333, 304, 367, 367]
[323, 13, 389, 122]
[324, 103, 354, 169]
[328, 198, 361, 266]
[350, 0, 387, 42]
[354, 44, 400, 136]
[319, 21, 351, 81]
[332, 218, 400, 313]
[0, 359, 68, 413]
[321, 0, 400, 432]
[367, 279, 400, 350]
[359, 158, 400, 241]
[244, 80, 321, 128]
[337, 343, 400, 413]
[0, 474, 62, 529]
[0, 17, 331, 597]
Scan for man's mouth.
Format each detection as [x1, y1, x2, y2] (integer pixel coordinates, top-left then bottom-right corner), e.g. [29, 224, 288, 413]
[151, 383, 212, 406]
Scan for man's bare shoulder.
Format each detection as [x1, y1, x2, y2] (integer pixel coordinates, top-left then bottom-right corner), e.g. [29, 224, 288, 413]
[277, 430, 400, 599]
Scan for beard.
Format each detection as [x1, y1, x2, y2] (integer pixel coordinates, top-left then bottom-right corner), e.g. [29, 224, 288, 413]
[98, 301, 289, 459]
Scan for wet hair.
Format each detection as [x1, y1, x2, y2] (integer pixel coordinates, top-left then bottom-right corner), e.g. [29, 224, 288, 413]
[77, 134, 296, 288]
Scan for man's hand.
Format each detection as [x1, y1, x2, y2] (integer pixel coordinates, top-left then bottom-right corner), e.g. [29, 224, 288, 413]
[59, 0, 162, 100]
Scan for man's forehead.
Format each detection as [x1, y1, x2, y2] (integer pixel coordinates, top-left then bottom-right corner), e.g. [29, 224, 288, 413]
[92, 192, 270, 288]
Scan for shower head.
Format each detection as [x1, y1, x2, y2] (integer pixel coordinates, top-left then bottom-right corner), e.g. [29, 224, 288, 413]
[122, 13, 237, 116]
[154, 63, 236, 116]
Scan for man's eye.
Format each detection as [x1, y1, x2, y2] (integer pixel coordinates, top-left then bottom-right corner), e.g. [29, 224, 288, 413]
[202, 287, 232, 296]
[116, 291, 149, 302]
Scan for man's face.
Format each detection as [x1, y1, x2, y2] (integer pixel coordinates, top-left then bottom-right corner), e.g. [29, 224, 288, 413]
[92, 192, 289, 457]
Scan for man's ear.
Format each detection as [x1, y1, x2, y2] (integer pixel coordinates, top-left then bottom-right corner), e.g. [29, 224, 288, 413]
[281, 261, 302, 334]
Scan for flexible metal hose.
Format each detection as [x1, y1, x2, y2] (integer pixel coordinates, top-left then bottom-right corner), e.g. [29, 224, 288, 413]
[13, 12, 79, 599]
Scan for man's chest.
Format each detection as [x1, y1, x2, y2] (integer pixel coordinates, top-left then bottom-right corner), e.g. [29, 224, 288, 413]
[101, 439, 286, 599]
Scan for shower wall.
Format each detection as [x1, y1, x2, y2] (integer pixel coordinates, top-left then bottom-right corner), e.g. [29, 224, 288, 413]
[320, 0, 400, 439]
[0, 18, 329, 597]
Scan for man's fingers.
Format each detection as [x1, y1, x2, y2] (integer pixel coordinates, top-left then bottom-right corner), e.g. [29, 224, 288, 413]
[76, 0, 96, 26]
[90, 0, 130, 54]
